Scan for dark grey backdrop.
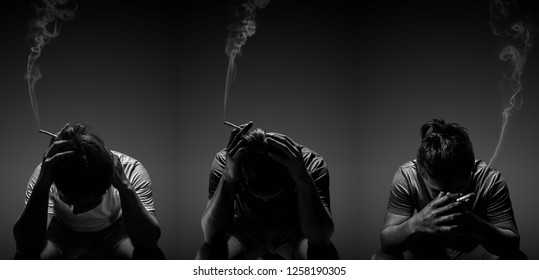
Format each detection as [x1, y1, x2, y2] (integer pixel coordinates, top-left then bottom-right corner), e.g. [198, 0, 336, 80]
[0, 1, 182, 259]
[1, 0, 538, 260]
[358, 1, 539, 259]
[178, 1, 361, 259]
[1, 1, 361, 259]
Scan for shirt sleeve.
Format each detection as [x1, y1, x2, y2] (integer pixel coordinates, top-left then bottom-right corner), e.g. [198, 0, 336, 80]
[122, 156, 155, 214]
[483, 172, 514, 225]
[208, 149, 226, 200]
[25, 163, 55, 215]
[387, 167, 415, 217]
[303, 149, 331, 212]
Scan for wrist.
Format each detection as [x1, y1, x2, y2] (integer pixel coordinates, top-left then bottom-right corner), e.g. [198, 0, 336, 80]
[407, 215, 419, 235]
[34, 177, 53, 192]
[291, 170, 313, 187]
[221, 175, 241, 194]
[114, 179, 132, 192]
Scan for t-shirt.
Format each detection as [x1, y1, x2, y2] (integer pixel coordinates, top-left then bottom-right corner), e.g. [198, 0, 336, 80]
[387, 159, 515, 259]
[25, 151, 155, 232]
[209, 147, 330, 229]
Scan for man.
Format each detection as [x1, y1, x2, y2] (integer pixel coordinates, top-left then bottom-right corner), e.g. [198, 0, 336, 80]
[373, 118, 524, 259]
[13, 123, 164, 259]
[197, 121, 338, 259]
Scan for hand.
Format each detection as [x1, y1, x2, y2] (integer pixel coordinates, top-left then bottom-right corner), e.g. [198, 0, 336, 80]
[410, 192, 465, 235]
[223, 121, 254, 188]
[446, 196, 482, 239]
[265, 132, 309, 183]
[37, 124, 75, 187]
[111, 153, 130, 191]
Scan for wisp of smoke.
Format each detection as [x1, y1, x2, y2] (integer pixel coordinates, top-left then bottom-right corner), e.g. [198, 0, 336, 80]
[488, 0, 534, 167]
[223, 0, 269, 120]
[25, 0, 77, 130]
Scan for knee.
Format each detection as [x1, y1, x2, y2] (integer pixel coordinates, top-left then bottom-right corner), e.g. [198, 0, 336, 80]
[371, 249, 402, 260]
[119, 238, 165, 260]
[133, 246, 166, 260]
[196, 242, 228, 260]
[300, 240, 339, 260]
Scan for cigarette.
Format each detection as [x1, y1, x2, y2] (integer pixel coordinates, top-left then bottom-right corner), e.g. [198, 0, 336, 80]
[456, 193, 475, 202]
[224, 121, 242, 130]
[38, 130, 57, 138]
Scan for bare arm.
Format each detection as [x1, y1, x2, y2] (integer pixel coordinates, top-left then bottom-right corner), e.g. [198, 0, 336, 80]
[14, 129, 74, 257]
[380, 192, 461, 254]
[201, 122, 253, 244]
[454, 211, 520, 256]
[112, 154, 161, 250]
[266, 133, 334, 246]
[293, 171, 334, 246]
[201, 176, 237, 244]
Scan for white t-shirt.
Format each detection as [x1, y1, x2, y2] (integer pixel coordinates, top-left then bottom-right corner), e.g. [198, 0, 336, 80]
[25, 150, 155, 232]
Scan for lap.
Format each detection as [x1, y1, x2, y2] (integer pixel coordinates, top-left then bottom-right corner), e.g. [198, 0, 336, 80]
[45, 216, 130, 259]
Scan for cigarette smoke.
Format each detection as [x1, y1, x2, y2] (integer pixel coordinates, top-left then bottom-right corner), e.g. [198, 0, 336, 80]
[25, 0, 77, 130]
[223, 0, 270, 120]
[488, 0, 534, 167]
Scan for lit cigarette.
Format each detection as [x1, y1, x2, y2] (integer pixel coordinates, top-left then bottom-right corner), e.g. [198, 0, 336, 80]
[456, 193, 475, 202]
[224, 121, 242, 130]
[38, 129, 57, 138]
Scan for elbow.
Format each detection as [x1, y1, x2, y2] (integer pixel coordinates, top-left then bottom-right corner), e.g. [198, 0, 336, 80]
[305, 219, 334, 246]
[380, 228, 400, 254]
[380, 229, 391, 252]
[136, 227, 162, 250]
[506, 232, 520, 252]
[201, 215, 228, 245]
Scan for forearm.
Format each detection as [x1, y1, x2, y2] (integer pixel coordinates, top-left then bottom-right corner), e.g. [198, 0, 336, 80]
[472, 218, 520, 255]
[295, 174, 334, 245]
[380, 218, 418, 253]
[13, 182, 50, 254]
[201, 177, 236, 244]
[117, 186, 161, 249]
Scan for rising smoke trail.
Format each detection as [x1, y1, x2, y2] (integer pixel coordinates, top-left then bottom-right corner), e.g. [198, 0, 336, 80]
[488, 0, 534, 167]
[223, 0, 270, 120]
[26, 0, 76, 130]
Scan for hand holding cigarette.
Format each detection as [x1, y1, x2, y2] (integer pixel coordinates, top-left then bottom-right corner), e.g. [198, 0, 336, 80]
[224, 121, 242, 130]
[39, 129, 57, 138]
[455, 192, 475, 202]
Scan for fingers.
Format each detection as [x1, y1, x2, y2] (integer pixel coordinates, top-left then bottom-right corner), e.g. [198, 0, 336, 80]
[434, 201, 463, 216]
[436, 212, 464, 224]
[430, 192, 450, 207]
[45, 150, 75, 165]
[228, 140, 251, 158]
[227, 121, 253, 153]
[437, 225, 459, 233]
[266, 133, 301, 158]
[430, 192, 460, 208]
[44, 140, 76, 160]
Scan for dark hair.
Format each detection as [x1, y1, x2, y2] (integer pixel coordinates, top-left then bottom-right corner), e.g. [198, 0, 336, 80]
[239, 128, 294, 195]
[416, 119, 475, 184]
[52, 122, 113, 199]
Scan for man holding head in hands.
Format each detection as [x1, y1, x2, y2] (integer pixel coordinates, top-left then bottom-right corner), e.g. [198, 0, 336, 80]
[197, 121, 338, 259]
[373, 118, 525, 259]
[14, 123, 164, 259]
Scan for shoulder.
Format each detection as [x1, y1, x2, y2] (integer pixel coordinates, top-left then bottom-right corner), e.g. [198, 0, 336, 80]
[112, 150, 138, 165]
[301, 146, 327, 171]
[473, 159, 507, 192]
[390, 160, 420, 195]
[211, 148, 227, 171]
[393, 160, 418, 181]
[112, 150, 151, 181]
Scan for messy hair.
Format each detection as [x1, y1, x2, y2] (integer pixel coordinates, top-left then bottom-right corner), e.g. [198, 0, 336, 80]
[417, 119, 475, 184]
[52, 122, 113, 199]
[239, 128, 294, 195]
